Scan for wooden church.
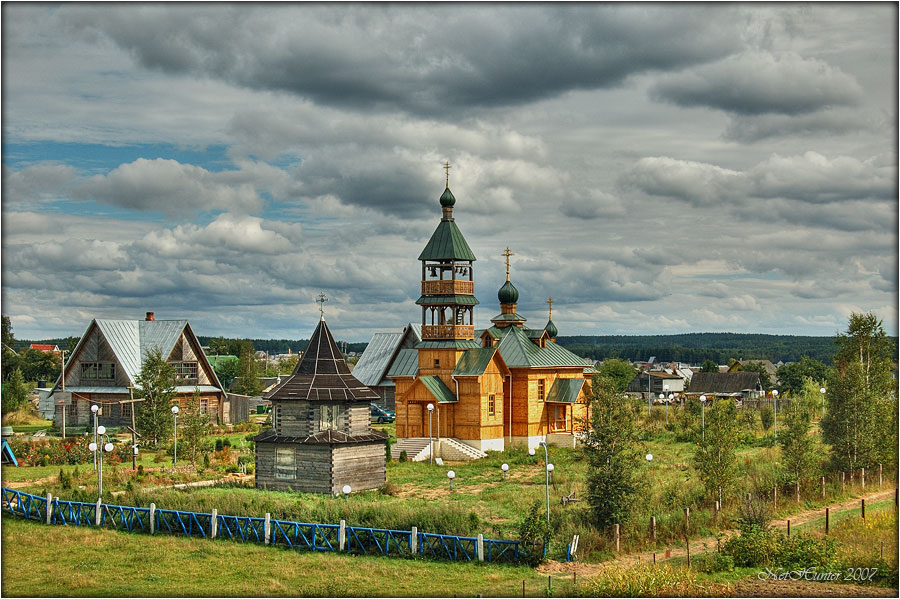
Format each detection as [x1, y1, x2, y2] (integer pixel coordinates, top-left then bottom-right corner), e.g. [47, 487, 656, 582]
[254, 310, 388, 493]
[388, 170, 594, 458]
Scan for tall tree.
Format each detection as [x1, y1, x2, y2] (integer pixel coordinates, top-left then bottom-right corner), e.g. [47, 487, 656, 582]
[582, 376, 643, 529]
[822, 312, 896, 472]
[17, 348, 62, 383]
[179, 388, 211, 466]
[738, 361, 772, 390]
[134, 347, 177, 449]
[778, 396, 819, 493]
[700, 359, 719, 373]
[777, 357, 831, 396]
[1, 369, 29, 414]
[596, 358, 638, 393]
[694, 399, 741, 505]
[231, 347, 263, 396]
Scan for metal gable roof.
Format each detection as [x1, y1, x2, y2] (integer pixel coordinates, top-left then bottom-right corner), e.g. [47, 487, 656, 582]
[387, 349, 419, 378]
[415, 294, 480, 306]
[495, 326, 588, 368]
[417, 220, 477, 262]
[546, 378, 584, 403]
[419, 376, 458, 403]
[352, 332, 403, 386]
[453, 347, 498, 376]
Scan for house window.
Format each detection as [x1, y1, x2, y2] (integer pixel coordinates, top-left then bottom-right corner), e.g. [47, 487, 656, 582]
[121, 402, 132, 420]
[319, 404, 340, 431]
[272, 405, 279, 430]
[172, 362, 198, 382]
[488, 394, 495, 416]
[434, 359, 440, 368]
[65, 401, 78, 419]
[275, 446, 296, 480]
[200, 398, 209, 414]
[537, 379, 545, 402]
[81, 362, 116, 381]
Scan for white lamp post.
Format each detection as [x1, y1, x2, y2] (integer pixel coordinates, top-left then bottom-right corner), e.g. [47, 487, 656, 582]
[447, 470, 455, 491]
[539, 441, 551, 521]
[501, 463, 509, 480]
[547, 462, 554, 485]
[646, 453, 654, 487]
[90, 404, 99, 472]
[699, 395, 707, 443]
[667, 393, 674, 425]
[772, 390, 778, 440]
[342, 484, 351, 500]
[663, 384, 670, 426]
[90, 427, 113, 501]
[528, 447, 535, 461]
[820, 387, 826, 418]
[171, 405, 180, 468]
[427, 403, 435, 465]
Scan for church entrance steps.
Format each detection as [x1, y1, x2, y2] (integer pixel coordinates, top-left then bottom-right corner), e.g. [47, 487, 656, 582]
[391, 437, 432, 461]
[438, 437, 488, 461]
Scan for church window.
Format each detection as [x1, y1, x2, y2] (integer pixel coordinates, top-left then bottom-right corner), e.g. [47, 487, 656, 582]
[275, 446, 296, 480]
[434, 359, 440, 368]
[488, 394, 495, 415]
[320, 404, 340, 431]
[537, 379, 545, 402]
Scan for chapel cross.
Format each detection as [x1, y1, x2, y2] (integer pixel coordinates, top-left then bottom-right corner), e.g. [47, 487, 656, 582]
[443, 161, 452, 188]
[501, 246, 515, 281]
[317, 293, 328, 319]
[547, 297, 554, 320]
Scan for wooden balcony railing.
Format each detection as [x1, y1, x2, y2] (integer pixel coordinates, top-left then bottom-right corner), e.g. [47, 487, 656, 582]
[422, 325, 475, 340]
[421, 280, 474, 295]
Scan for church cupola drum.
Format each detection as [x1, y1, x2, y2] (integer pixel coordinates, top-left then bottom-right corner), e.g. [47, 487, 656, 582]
[416, 162, 480, 344]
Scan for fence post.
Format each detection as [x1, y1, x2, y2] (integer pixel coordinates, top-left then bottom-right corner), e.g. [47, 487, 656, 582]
[650, 516, 657, 540]
[713, 502, 719, 527]
[46, 493, 53, 525]
[614, 524, 620, 552]
[684, 507, 690, 535]
[339, 519, 346, 551]
[841, 472, 845, 493]
[264, 513, 271, 545]
[861, 498, 866, 519]
[795, 482, 800, 504]
[821, 476, 826, 499]
[685, 536, 690, 567]
[210, 508, 217, 539]
[477, 533, 485, 562]
[825, 507, 830, 534]
[95, 499, 102, 526]
[862, 467, 866, 490]
[411, 526, 418, 553]
[773, 486, 777, 510]
[879, 464, 883, 487]
[150, 503, 156, 534]
[786, 519, 790, 537]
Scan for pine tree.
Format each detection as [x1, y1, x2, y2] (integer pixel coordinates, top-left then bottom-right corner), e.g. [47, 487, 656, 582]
[2, 368, 29, 414]
[583, 376, 643, 529]
[134, 347, 177, 449]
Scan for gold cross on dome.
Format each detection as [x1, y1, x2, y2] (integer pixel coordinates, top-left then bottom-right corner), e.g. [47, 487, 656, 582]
[501, 246, 515, 281]
[547, 297, 554, 320]
[317, 293, 328, 319]
[443, 161, 451, 188]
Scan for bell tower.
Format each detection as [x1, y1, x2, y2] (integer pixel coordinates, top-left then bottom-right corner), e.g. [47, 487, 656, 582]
[416, 164, 481, 375]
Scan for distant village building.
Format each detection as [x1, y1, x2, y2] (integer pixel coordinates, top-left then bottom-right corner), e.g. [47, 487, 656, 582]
[626, 371, 685, 397]
[685, 372, 764, 401]
[367, 174, 593, 459]
[254, 316, 387, 494]
[29, 343, 61, 355]
[43, 312, 231, 427]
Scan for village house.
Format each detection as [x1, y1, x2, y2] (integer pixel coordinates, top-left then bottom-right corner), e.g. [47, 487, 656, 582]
[254, 314, 387, 494]
[685, 371, 764, 402]
[43, 312, 229, 428]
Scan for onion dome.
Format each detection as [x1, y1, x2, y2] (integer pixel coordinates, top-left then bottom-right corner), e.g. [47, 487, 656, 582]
[440, 187, 456, 207]
[498, 279, 519, 305]
[544, 318, 558, 339]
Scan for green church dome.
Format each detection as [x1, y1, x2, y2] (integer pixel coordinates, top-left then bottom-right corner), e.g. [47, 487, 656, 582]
[498, 279, 519, 305]
[440, 187, 456, 207]
[544, 319, 558, 339]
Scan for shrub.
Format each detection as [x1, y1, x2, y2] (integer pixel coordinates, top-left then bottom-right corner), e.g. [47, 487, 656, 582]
[693, 551, 735, 574]
[379, 480, 399, 496]
[399, 450, 407, 462]
[517, 500, 551, 566]
[214, 439, 224, 452]
[583, 563, 710, 597]
[723, 524, 837, 570]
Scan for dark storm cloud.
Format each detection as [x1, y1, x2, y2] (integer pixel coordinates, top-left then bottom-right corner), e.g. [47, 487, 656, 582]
[62, 3, 742, 117]
[650, 52, 863, 116]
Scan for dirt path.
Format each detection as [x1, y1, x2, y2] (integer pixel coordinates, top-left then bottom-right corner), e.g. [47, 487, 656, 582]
[539, 487, 897, 576]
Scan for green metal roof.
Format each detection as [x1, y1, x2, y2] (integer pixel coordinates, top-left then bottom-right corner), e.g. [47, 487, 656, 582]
[415, 295, 480, 306]
[415, 339, 482, 349]
[418, 220, 477, 262]
[494, 326, 588, 368]
[453, 347, 498, 376]
[386, 349, 419, 378]
[490, 312, 527, 323]
[419, 376, 458, 403]
[546, 378, 585, 403]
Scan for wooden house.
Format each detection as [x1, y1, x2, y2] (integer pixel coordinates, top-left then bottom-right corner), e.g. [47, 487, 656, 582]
[254, 317, 388, 494]
[685, 372, 764, 401]
[389, 180, 594, 459]
[44, 312, 227, 428]
[352, 323, 421, 410]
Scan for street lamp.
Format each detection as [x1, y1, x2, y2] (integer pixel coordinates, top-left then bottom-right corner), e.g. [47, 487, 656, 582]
[501, 463, 509, 480]
[427, 403, 435, 465]
[342, 484, 351, 500]
[667, 393, 674, 425]
[528, 447, 535, 462]
[699, 395, 707, 443]
[171, 405, 180, 468]
[772, 390, 779, 440]
[539, 441, 551, 521]
[663, 384, 670, 426]
[646, 453, 654, 487]
[89, 427, 113, 501]
[820, 387, 826, 418]
[447, 470, 455, 491]
[90, 404, 100, 472]
[547, 463, 554, 485]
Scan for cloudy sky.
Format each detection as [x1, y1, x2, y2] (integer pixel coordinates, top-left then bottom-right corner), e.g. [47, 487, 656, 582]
[1, 3, 897, 343]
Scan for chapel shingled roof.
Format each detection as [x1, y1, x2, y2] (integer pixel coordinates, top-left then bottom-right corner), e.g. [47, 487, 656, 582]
[266, 318, 380, 402]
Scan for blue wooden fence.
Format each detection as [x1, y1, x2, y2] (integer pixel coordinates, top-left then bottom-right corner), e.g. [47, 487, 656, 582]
[1, 488, 522, 564]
